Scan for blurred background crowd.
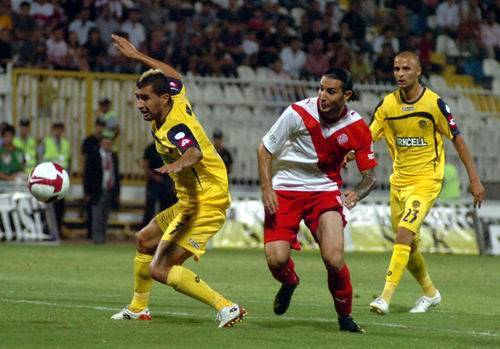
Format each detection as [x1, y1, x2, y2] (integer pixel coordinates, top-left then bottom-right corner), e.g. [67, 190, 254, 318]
[1, 0, 499, 83]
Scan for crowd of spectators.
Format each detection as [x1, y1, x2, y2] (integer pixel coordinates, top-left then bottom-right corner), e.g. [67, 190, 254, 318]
[0, 0, 499, 83]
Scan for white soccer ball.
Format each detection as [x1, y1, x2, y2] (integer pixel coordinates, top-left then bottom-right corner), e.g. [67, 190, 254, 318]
[28, 162, 70, 202]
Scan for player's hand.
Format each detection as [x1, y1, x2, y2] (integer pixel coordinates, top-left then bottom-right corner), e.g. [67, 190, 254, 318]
[341, 151, 355, 168]
[343, 189, 359, 209]
[261, 187, 279, 215]
[470, 179, 485, 208]
[155, 163, 183, 174]
[111, 34, 139, 59]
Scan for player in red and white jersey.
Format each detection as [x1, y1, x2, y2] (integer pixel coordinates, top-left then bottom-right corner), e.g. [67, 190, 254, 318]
[258, 68, 378, 333]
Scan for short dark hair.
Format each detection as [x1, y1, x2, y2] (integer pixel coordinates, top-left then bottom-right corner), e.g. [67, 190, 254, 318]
[19, 118, 30, 127]
[136, 69, 174, 96]
[322, 67, 360, 101]
[1, 124, 15, 136]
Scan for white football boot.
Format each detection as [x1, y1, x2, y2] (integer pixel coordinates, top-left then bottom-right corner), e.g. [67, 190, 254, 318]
[409, 290, 442, 313]
[369, 297, 389, 315]
[111, 307, 152, 320]
[216, 304, 247, 328]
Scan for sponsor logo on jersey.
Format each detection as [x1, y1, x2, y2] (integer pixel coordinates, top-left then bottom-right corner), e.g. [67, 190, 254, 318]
[188, 238, 200, 249]
[402, 106, 415, 111]
[396, 137, 428, 147]
[412, 200, 421, 208]
[419, 120, 427, 129]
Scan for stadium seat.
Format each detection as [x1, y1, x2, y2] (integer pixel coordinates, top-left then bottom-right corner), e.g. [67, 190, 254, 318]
[493, 78, 500, 94]
[256, 67, 273, 80]
[237, 65, 256, 80]
[224, 85, 245, 103]
[436, 34, 459, 57]
[482, 59, 500, 78]
[360, 92, 379, 111]
[429, 74, 448, 90]
[186, 81, 204, 103]
[202, 83, 225, 103]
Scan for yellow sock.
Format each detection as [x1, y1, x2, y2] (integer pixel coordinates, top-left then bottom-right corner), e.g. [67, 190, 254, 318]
[129, 252, 153, 312]
[380, 244, 411, 303]
[407, 249, 437, 297]
[166, 265, 233, 311]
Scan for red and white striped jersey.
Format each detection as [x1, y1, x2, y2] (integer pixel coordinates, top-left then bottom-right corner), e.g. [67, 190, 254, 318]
[262, 97, 377, 191]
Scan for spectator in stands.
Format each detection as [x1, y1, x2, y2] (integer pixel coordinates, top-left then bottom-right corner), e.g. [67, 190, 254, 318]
[46, 27, 68, 69]
[435, 0, 461, 34]
[0, 124, 25, 182]
[480, 10, 500, 59]
[241, 30, 259, 58]
[350, 49, 373, 83]
[270, 59, 291, 80]
[373, 26, 400, 55]
[141, 142, 177, 228]
[141, 29, 168, 62]
[340, 0, 367, 43]
[0, 121, 8, 145]
[0, 28, 13, 72]
[193, 0, 217, 28]
[13, 118, 37, 175]
[212, 128, 233, 176]
[303, 38, 329, 79]
[108, 31, 137, 73]
[324, 1, 343, 34]
[280, 36, 306, 79]
[30, 0, 58, 28]
[0, 1, 13, 30]
[39, 122, 71, 234]
[67, 30, 89, 71]
[120, 8, 145, 49]
[374, 43, 396, 83]
[12, 2, 35, 41]
[95, 4, 120, 45]
[84, 27, 108, 71]
[392, 4, 412, 38]
[83, 130, 119, 244]
[69, 7, 96, 45]
[419, 29, 435, 75]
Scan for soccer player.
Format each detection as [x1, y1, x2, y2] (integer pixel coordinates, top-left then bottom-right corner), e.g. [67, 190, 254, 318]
[258, 68, 377, 333]
[109, 34, 246, 328]
[367, 51, 485, 314]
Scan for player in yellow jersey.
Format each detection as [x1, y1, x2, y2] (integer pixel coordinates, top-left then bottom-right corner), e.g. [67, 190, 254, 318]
[109, 34, 246, 327]
[367, 52, 485, 314]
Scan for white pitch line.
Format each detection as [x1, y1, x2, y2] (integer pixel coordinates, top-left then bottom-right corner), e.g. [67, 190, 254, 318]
[0, 298, 497, 338]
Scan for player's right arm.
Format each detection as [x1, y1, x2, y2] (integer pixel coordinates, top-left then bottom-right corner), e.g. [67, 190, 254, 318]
[258, 144, 278, 214]
[111, 34, 182, 81]
[258, 106, 299, 214]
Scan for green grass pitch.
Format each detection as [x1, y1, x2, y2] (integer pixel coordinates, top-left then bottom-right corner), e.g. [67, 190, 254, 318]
[1, 244, 499, 348]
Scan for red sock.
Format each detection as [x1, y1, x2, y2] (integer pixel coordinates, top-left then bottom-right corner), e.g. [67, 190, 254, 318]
[328, 264, 353, 316]
[270, 258, 299, 286]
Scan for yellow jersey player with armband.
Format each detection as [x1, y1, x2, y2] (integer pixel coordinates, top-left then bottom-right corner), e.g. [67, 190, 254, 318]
[109, 34, 246, 328]
[367, 52, 485, 315]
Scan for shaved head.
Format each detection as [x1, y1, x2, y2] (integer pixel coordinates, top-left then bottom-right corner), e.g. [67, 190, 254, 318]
[395, 51, 421, 69]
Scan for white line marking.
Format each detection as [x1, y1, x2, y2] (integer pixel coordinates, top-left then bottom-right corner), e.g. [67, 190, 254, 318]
[1, 298, 497, 338]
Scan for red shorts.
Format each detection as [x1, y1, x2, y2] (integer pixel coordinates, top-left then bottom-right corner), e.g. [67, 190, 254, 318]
[264, 190, 346, 250]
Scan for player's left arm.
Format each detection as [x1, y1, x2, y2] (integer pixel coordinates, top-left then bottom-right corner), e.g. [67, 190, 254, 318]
[156, 147, 202, 174]
[344, 168, 376, 209]
[156, 124, 202, 174]
[343, 123, 378, 209]
[436, 98, 485, 207]
[111, 34, 182, 80]
[452, 135, 485, 208]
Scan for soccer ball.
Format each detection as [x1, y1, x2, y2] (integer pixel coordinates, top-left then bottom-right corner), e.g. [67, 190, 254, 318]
[28, 162, 70, 202]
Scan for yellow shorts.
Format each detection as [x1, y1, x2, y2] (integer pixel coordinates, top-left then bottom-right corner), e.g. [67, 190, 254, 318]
[155, 203, 227, 260]
[390, 180, 442, 244]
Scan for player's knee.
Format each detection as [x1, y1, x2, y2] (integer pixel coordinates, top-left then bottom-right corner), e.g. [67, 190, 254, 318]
[324, 253, 344, 271]
[148, 261, 168, 284]
[266, 254, 289, 270]
[135, 231, 156, 254]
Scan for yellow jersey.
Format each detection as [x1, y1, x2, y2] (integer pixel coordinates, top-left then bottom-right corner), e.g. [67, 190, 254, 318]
[369, 87, 460, 187]
[151, 81, 230, 207]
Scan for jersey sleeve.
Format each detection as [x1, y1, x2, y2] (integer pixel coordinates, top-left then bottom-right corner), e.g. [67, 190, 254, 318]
[167, 123, 201, 154]
[369, 99, 385, 141]
[262, 106, 299, 154]
[436, 98, 460, 139]
[352, 122, 378, 171]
